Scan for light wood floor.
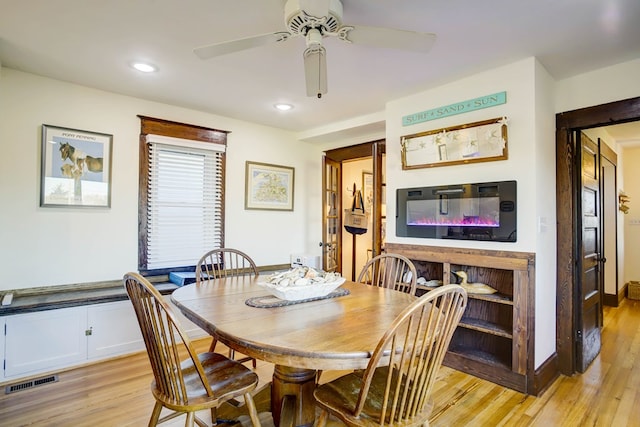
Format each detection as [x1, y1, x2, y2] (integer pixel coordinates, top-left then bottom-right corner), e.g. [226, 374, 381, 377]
[1, 298, 639, 427]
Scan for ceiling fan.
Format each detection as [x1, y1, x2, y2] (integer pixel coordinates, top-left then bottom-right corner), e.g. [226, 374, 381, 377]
[193, 0, 436, 98]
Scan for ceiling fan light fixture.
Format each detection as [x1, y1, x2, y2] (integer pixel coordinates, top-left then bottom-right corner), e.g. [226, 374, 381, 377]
[305, 27, 323, 46]
[303, 45, 327, 98]
[193, 0, 436, 98]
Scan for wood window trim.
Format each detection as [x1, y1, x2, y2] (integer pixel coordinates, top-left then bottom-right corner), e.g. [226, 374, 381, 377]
[137, 116, 229, 274]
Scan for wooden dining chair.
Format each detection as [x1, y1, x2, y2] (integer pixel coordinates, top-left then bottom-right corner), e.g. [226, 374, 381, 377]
[317, 253, 418, 384]
[123, 272, 261, 427]
[357, 253, 417, 295]
[313, 284, 467, 427]
[195, 247, 258, 281]
[195, 248, 258, 367]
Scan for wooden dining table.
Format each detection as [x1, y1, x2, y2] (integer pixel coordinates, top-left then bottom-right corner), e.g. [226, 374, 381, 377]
[171, 274, 416, 427]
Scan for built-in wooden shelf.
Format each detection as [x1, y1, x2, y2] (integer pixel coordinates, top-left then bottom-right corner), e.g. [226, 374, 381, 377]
[459, 317, 513, 338]
[446, 346, 511, 371]
[417, 285, 514, 305]
[386, 243, 535, 394]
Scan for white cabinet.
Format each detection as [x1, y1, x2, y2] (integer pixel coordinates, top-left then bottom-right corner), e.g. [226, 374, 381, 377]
[0, 317, 5, 375]
[3, 298, 207, 381]
[86, 301, 144, 359]
[4, 307, 87, 378]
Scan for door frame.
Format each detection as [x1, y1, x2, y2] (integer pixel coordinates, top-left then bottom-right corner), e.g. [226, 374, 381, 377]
[324, 140, 386, 272]
[556, 96, 640, 375]
[599, 144, 619, 306]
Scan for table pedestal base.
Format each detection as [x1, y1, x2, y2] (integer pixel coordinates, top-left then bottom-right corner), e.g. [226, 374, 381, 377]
[271, 365, 317, 427]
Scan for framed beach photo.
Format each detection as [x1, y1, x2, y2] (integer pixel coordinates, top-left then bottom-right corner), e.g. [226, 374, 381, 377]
[40, 124, 113, 208]
[245, 161, 294, 211]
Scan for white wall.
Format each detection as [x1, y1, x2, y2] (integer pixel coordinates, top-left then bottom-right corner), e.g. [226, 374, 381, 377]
[533, 60, 557, 364]
[386, 58, 539, 252]
[386, 57, 556, 367]
[622, 147, 640, 283]
[555, 58, 640, 113]
[0, 69, 323, 290]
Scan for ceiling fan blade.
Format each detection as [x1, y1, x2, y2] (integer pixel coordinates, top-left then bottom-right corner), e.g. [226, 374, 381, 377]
[297, 0, 331, 18]
[194, 32, 291, 60]
[343, 25, 436, 53]
[303, 45, 328, 98]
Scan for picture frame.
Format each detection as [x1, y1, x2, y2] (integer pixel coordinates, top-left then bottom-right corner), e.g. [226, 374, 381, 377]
[362, 171, 373, 219]
[245, 161, 295, 211]
[401, 117, 508, 170]
[40, 124, 113, 208]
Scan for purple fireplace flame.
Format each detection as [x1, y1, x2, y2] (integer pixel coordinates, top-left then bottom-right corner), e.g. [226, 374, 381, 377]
[406, 197, 500, 228]
[408, 215, 499, 227]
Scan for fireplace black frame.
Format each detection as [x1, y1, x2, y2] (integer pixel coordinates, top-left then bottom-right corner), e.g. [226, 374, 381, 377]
[396, 180, 517, 242]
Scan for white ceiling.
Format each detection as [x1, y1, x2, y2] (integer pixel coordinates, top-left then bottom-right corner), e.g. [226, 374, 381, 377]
[1, 0, 640, 141]
[603, 121, 640, 147]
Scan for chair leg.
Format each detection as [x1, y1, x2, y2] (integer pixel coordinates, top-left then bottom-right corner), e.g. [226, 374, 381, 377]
[184, 411, 196, 427]
[314, 409, 328, 427]
[148, 401, 163, 427]
[279, 395, 296, 427]
[244, 392, 262, 427]
[208, 337, 218, 353]
[210, 407, 217, 426]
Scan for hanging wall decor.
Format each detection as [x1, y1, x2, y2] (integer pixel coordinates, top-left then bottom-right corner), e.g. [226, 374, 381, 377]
[245, 161, 295, 211]
[362, 171, 373, 220]
[40, 124, 113, 208]
[401, 117, 508, 170]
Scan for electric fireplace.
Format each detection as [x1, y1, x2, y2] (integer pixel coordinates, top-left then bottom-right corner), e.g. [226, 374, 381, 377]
[396, 180, 516, 242]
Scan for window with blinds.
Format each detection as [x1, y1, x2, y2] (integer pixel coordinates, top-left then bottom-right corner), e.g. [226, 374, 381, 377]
[145, 141, 224, 270]
[138, 116, 228, 275]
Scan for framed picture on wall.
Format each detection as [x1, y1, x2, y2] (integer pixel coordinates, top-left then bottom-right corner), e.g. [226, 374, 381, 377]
[245, 161, 295, 211]
[40, 124, 113, 208]
[362, 171, 373, 219]
[401, 117, 508, 169]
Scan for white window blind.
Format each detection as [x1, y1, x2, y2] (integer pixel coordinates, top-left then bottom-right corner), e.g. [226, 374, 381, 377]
[146, 138, 224, 270]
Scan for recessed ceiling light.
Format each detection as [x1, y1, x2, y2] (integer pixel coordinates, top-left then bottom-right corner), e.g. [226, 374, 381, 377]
[274, 103, 293, 111]
[131, 62, 157, 73]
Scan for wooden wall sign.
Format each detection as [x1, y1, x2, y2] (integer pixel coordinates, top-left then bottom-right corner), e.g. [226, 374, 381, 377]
[402, 92, 507, 126]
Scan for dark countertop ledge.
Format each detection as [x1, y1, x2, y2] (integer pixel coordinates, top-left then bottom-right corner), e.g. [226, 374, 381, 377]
[0, 278, 178, 317]
[0, 265, 291, 317]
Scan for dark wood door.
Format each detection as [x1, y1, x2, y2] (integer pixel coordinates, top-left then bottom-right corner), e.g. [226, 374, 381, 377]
[576, 131, 602, 372]
[600, 144, 619, 307]
[556, 96, 640, 375]
[321, 156, 341, 272]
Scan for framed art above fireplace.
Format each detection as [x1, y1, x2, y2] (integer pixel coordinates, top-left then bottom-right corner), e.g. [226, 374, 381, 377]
[401, 117, 508, 170]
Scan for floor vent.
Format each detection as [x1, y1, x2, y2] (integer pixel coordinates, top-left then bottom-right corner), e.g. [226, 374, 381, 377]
[5, 374, 59, 394]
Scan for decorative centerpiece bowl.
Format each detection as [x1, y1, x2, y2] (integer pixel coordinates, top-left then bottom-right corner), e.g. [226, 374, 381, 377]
[258, 267, 346, 301]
